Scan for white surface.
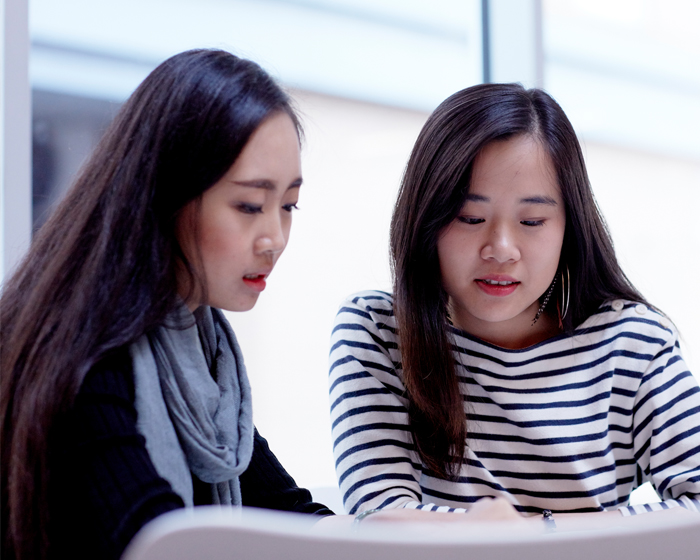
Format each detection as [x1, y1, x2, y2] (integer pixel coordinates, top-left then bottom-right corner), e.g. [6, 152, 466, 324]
[122, 505, 700, 560]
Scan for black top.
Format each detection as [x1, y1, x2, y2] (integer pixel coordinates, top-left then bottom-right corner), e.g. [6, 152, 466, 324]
[49, 347, 332, 559]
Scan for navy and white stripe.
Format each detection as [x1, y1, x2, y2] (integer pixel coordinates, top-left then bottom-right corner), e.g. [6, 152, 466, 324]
[329, 290, 700, 516]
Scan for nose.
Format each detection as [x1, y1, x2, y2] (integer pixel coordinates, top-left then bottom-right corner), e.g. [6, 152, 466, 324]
[254, 213, 288, 257]
[480, 222, 520, 263]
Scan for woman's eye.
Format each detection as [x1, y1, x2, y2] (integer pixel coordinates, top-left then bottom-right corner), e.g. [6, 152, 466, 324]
[457, 216, 484, 225]
[521, 219, 545, 227]
[236, 203, 263, 215]
[282, 203, 299, 213]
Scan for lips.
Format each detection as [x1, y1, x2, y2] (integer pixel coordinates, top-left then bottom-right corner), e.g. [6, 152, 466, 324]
[480, 279, 517, 286]
[475, 275, 520, 297]
[242, 273, 268, 292]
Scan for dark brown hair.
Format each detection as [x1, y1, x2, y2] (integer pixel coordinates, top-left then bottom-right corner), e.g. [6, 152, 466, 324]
[390, 83, 646, 479]
[0, 49, 298, 560]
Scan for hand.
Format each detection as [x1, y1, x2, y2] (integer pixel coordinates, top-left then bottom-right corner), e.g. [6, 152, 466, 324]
[355, 497, 525, 526]
[462, 496, 526, 522]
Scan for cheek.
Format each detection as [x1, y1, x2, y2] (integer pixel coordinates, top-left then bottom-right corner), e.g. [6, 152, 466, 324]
[551, 219, 566, 258]
[197, 217, 246, 265]
[437, 230, 469, 284]
[282, 213, 293, 242]
[534, 225, 565, 271]
[436, 235, 451, 278]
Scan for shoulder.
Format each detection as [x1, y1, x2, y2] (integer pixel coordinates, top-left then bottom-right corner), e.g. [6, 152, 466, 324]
[578, 299, 677, 347]
[80, 345, 135, 401]
[331, 290, 398, 354]
[335, 290, 394, 320]
[333, 290, 396, 335]
[62, 345, 139, 444]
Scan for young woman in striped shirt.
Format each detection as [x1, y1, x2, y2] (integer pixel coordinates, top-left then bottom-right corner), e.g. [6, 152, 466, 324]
[329, 83, 700, 529]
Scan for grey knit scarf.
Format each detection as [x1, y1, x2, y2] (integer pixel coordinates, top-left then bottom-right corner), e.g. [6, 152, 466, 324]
[130, 304, 254, 507]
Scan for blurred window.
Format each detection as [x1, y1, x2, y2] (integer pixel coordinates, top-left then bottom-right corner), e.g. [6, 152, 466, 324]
[543, 0, 700, 159]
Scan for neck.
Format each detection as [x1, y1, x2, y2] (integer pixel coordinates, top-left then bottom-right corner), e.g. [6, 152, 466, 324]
[450, 305, 561, 350]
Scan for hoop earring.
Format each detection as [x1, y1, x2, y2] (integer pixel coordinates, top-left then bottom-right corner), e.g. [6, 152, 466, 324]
[560, 265, 570, 320]
[532, 275, 558, 326]
[557, 265, 570, 329]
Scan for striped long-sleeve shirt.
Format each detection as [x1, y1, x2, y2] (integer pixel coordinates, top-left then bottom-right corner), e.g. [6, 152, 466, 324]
[329, 290, 700, 517]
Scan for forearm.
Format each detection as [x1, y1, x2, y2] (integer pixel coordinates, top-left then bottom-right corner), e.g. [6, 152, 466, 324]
[313, 501, 699, 536]
[550, 506, 697, 532]
[315, 496, 524, 532]
[240, 428, 334, 515]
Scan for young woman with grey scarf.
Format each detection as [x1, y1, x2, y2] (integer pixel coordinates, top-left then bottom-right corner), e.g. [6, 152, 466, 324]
[0, 49, 332, 560]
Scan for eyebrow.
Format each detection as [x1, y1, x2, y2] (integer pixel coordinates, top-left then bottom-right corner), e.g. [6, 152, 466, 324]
[520, 195, 558, 206]
[465, 193, 557, 206]
[233, 178, 303, 190]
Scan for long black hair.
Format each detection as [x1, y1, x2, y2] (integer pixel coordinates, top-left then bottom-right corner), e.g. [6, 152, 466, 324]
[0, 49, 299, 560]
[390, 83, 646, 479]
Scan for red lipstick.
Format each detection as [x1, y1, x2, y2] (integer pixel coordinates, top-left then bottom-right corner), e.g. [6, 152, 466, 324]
[475, 275, 519, 297]
[243, 274, 267, 292]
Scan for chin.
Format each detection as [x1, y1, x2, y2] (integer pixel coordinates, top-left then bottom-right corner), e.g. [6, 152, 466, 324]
[207, 295, 259, 313]
[472, 305, 531, 324]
